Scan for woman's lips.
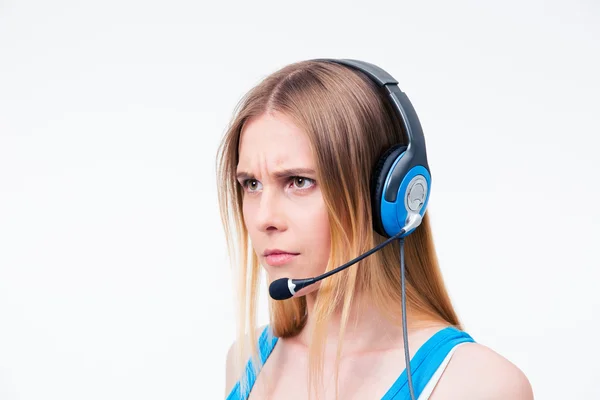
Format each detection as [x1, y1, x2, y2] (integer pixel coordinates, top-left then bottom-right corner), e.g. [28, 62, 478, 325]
[264, 253, 299, 266]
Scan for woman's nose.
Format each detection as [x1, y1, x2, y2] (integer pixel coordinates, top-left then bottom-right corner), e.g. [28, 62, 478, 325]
[254, 188, 287, 233]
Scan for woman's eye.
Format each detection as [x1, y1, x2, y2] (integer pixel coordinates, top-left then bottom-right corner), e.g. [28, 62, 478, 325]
[240, 177, 315, 193]
[291, 177, 315, 189]
[243, 179, 261, 191]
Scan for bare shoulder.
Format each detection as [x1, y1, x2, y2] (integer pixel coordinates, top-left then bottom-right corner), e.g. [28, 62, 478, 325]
[224, 324, 268, 396]
[431, 342, 534, 399]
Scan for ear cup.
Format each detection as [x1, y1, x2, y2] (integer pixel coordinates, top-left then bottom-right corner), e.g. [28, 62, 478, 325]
[370, 144, 407, 237]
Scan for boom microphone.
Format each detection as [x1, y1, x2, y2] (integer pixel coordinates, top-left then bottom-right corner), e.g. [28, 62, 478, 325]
[268, 214, 422, 300]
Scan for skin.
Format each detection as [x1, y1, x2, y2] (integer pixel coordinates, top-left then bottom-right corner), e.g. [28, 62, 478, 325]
[235, 111, 330, 300]
[225, 111, 534, 399]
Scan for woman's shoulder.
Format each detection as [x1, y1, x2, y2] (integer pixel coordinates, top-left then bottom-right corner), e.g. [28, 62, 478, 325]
[432, 341, 533, 399]
[224, 324, 269, 396]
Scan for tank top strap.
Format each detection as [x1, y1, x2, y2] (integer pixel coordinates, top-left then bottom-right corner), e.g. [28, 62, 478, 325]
[381, 326, 475, 400]
[226, 325, 279, 400]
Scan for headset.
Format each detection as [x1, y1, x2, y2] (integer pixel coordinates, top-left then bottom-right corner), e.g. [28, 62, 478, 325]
[321, 59, 432, 238]
[269, 59, 432, 400]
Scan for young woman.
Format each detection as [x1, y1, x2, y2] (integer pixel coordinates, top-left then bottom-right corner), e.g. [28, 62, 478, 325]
[216, 59, 533, 399]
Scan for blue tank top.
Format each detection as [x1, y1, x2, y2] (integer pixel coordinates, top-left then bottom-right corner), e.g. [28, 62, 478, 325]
[226, 325, 475, 400]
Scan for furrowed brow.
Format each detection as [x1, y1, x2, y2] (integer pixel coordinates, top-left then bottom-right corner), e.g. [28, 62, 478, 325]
[271, 168, 316, 179]
[235, 168, 316, 181]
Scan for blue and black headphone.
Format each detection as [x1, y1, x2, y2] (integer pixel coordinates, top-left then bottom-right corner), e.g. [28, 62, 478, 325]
[270, 59, 431, 400]
[316, 59, 432, 239]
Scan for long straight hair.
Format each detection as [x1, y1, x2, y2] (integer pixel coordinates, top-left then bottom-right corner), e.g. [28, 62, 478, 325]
[216, 60, 461, 399]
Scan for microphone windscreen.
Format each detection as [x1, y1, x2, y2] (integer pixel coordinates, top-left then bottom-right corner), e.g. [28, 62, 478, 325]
[269, 278, 293, 300]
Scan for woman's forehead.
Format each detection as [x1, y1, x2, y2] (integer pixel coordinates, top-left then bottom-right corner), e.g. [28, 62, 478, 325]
[237, 113, 316, 174]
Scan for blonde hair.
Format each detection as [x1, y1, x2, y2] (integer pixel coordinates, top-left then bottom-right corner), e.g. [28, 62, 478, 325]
[216, 59, 461, 399]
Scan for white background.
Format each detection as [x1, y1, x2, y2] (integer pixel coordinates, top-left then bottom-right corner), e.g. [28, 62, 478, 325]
[1, 0, 598, 399]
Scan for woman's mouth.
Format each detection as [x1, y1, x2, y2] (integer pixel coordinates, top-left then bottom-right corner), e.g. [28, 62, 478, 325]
[263, 251, 299, 266]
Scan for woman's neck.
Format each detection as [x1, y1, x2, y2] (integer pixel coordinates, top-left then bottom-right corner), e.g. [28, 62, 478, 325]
[291, 289, 441, 356]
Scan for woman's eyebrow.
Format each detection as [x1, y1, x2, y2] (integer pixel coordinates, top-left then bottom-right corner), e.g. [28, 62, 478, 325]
[235, 168, 316, 181]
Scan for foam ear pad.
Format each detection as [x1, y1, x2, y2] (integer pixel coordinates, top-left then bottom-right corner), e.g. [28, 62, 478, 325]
[370, 144, 408, 237]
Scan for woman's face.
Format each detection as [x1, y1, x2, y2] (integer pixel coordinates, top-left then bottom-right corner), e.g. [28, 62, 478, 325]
[237, 111, 331, 297]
